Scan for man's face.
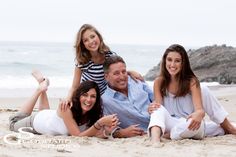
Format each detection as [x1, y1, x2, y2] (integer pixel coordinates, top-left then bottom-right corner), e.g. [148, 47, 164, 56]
[105, 62, 128, 92]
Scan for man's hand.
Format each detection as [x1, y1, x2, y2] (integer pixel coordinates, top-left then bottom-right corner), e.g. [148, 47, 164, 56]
[118, 124, 144, 138]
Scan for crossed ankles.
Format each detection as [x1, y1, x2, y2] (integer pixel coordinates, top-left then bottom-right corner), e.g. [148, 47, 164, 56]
[38, 79, 50, 92]
[32, 69, 49, 85]
[32, 70, 50, 92]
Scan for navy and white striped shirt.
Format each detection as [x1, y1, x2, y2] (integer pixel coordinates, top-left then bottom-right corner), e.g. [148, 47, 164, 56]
[76, 51, 115, 94]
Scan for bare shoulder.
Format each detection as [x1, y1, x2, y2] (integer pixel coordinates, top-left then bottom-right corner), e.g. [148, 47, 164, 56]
[190, 77, 200, 91]
[75, 67, 82, 73]
[154, 76, 163, 88]
[154, 76, 163, 84]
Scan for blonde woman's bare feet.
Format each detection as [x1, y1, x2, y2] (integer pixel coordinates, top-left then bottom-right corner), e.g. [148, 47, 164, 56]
[32, 69, 46, 83]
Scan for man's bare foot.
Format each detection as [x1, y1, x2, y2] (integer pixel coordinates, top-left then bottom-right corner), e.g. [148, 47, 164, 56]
[38, 78, 50, 92]
[32, 69, 45, 83]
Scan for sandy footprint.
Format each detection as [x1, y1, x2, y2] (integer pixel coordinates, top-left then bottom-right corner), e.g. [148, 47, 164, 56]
[143, 139, 164, 148]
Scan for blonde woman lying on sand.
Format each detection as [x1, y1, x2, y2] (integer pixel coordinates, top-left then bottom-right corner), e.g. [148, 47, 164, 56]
[9, 70, 119, 137]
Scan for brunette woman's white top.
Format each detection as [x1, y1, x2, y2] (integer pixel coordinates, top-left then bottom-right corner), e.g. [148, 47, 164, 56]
[163, 84, 228, 124]
[163, 92, 195, 119]
[33, 110, 68, 135]
[33, 110, 88, 136]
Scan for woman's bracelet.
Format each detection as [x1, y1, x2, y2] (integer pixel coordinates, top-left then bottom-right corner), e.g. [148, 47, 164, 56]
[93, 124, 100, 130]
[103, 130, 110, 138]
[93, 123, 101, 130]
[96, 121, 103, 128]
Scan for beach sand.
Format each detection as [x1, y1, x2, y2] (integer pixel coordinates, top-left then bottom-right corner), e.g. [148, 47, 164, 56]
[1, 85, 236, 157]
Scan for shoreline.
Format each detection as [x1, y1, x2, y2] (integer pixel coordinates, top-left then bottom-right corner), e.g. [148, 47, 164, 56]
[1, 83, 235, 96]
[0, 87, 69, 98]
[1, 84, 236, 111]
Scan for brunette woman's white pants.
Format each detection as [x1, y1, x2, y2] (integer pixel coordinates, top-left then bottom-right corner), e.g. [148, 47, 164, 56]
[148, 106, 225, 140]
[148, 85, 228, 140]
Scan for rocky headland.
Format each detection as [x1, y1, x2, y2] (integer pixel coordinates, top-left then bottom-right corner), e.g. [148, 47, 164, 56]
[144, 45, 236, 84]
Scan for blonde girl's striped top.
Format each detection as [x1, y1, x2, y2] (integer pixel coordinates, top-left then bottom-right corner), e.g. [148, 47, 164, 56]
[76, 51, 116, 94]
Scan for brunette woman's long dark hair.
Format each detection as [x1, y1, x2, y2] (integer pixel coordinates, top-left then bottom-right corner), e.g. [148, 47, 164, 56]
[70, 81, 103, 127]
[159, 44, 199, 97]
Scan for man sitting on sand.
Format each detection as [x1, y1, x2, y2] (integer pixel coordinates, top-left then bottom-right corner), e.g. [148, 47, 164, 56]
[102, 55, 153, 138]
[102, 55, 232, 142]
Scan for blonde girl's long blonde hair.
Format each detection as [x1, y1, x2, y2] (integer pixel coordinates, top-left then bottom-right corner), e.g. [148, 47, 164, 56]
[74, 24, 110, 65]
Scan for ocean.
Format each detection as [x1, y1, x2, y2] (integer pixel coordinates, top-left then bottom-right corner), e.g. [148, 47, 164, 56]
[0, 41, 165, 89]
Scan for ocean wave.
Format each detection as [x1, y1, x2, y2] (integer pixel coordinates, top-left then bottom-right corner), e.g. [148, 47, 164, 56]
[0, 75, 72, 88]
[0, 42, 166, 90]
[0, 62, 48, 67]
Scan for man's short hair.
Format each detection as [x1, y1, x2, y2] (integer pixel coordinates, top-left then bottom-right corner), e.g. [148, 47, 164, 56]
[103, 55, 126, 73]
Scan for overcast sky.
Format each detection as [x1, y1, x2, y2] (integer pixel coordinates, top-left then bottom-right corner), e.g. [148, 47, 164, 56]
[0, 0, 236, 46]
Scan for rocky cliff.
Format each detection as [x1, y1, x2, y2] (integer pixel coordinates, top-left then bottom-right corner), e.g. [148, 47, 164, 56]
[144, 45, 236, 84]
